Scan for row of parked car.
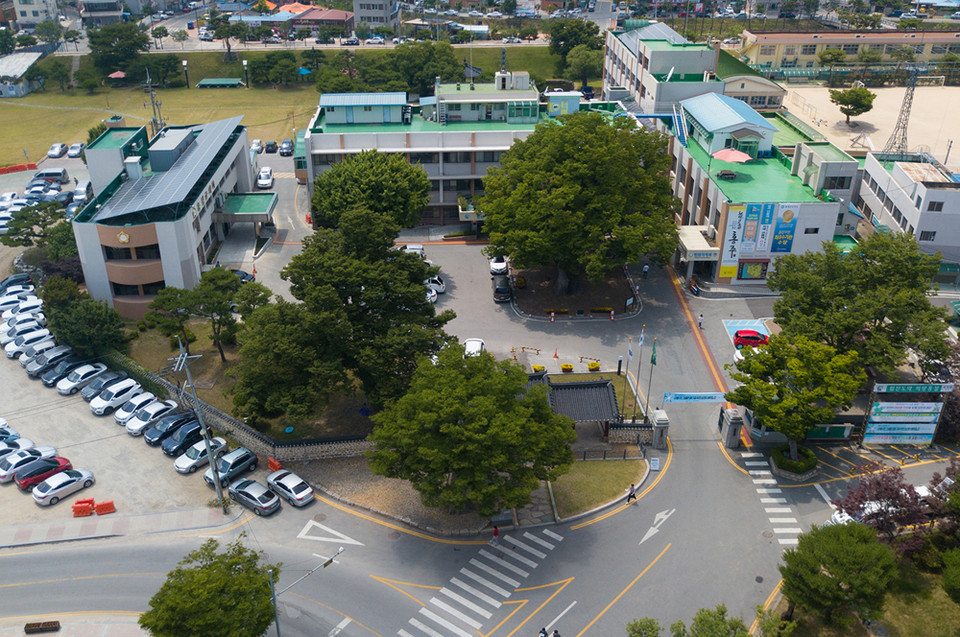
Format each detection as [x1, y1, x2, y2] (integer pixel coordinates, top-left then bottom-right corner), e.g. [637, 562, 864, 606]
[0, 274, 314, 515]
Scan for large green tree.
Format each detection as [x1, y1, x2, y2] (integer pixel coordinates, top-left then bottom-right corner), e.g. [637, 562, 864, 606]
[767, 232, 949, 377]
[43, 221, 79, 262]
[817, 47, 846, 67]
[547, 18, 601, 68]
[34, 19, 63, 45]
[47, 297, 126, 357]
[780, 522, 897, 626]
[564, 43, 602, 87]
[87, 22, 150, 72]
[368, 341, 575, 515]
[311, 150, 431, 228]
[282, 208, 453, 406]
[191, 268, 241, 362]
[147, 287, 196, 353]
[479, 111, 679, 293]
[0, 29, 15, 55]
[829, 86, 876, 125]
[42, 58, 71, 92]
[0, 202, 65, 248]
[725, 335, 865, 460]
[391, 40, 460, 95]
[139, 537, 280, 637]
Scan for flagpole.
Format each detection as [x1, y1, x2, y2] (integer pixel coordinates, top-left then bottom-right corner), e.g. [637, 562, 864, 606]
[630, 325, 645, 424]
[620, 337, 632, 418]
[644, 338, 657, 424]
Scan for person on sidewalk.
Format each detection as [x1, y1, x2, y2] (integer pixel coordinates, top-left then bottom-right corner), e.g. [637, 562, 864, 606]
[553, 631, 562, 637]
[491, 525, 500, 546]
[625, 483, 637, 503]
[539, 629, 548, 637]
[642, 264, 649, 279]
[698, 313, 703, 329]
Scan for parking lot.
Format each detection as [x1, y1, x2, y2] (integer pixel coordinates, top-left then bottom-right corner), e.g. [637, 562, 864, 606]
[0, 349, 228, 525]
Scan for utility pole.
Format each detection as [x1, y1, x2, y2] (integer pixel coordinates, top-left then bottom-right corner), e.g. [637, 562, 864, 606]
[171, 337, 226, 513]
[270, 547, 344, 637]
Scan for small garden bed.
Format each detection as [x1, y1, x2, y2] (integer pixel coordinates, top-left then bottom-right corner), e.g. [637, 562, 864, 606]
[513, 265, 635, 318]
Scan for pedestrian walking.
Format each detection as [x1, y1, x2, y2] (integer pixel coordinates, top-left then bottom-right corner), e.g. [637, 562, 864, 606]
[491, 525, 500, 546]
[698, 313, 703, 329]
[626, 483, 637, 503]
[73, 177, 78, 186]
[553, 631, 561, 637]
[642, 264, 649, 279]
[539, 629, 548, 637]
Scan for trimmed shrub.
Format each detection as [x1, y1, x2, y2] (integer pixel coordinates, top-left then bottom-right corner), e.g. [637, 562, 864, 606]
[771, 444, 817, 474]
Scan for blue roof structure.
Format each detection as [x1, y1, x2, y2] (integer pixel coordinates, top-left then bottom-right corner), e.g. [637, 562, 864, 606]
[318, 92, 407, 107]
[215, 1, 250, 10]
[680, 93, 777, 133]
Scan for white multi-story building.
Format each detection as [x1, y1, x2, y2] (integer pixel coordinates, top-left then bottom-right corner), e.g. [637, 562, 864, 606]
[73, 117, 272, 319]
[352, 0, 398, 31]
[13, 0, 56, 28]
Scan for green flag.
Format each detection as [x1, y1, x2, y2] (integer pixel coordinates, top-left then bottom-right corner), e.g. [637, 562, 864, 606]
[650, 339, 657, 365]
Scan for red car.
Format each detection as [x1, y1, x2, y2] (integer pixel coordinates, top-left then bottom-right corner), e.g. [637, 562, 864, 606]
[14, 456, 71, 491]
[733, 329, 768, 349]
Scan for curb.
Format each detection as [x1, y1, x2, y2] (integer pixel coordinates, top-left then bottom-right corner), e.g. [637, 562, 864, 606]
[0, 533, 122, 550]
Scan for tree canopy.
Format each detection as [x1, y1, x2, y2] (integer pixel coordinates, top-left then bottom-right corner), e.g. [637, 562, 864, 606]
[34, 19, 63, 45]
[391, 40, 460, 96]
[548, 18, 602, 67]
[311, 150, 431, 228]
[833, 464, 928, 545]
[479, 111, 679, 292]
[139, 537, 280, 637]
[829, 86, 876, 124]
[817, 48, 846, 66]
[766, 232, 949, 377]
[725, 335, 865, 459]
[780, 522, 897, 626]
[564, 43, 602, 87]
[0, 203, 65, 249]
[46, 297, 127, 358]
[368, 341, 575, 515]
[87, 22, 151, 72]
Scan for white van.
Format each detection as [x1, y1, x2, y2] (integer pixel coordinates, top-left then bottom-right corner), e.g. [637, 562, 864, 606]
[33, 167, 70, 184]
[73, 180, 94, 205]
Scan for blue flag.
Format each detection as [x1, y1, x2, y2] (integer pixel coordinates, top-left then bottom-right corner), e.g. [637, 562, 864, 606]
[651, 339, 657, 365]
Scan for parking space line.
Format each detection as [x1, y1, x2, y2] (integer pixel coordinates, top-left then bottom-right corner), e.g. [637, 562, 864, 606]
[892, 445, 922, 462]
[870, 446, 907, 465]
[814, 457, 852, 476]
[815, 446, 858, 467]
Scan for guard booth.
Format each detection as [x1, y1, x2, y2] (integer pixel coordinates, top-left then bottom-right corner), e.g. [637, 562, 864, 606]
[718, 407, 744, 449]
[650, 409, 669, 450]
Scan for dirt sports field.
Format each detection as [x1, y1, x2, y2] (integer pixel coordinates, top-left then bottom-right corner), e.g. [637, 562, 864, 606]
[787, 85, 960, 170]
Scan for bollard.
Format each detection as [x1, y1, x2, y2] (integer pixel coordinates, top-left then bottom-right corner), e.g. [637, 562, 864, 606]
[550, 311, 555, 323]
[610, 310, 614, 321]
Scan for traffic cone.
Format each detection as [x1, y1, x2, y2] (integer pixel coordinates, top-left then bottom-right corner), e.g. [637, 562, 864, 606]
[553, 348, 558, 359]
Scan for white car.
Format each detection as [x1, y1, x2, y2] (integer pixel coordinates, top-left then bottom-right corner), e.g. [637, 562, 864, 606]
[5, 329, 52, 359]
[1, 284, 34, 298]
[463, 338, 485, 357]
[0, 446, 58, 482]
[124, 400, 179, 435]
[364, 36, 385, 44]
[250, 139, 263, 153]
[402, 244, 425, 258]
[47, 143, 68, 158]
[90, 378, 142, 416]
[468, 9, 482, 16]
[0, 438, 36, 460]
[426, 287, 438, 304]
[0, 293, 36, 314]
[2, 297, 43, 320]
[67, 142, 86, 158]
[266, 468, 315, 506]
[56, 362, 109, 395]
[256, 167, 274, 189]
[113, 392, 158, 425]
[425, 275, 446, 294]
[1, 319, 45, 346]
[174, 436, 227, 474]
[489, 254, 508, 275]
[4, 310, 44, 330]
[18, 337, 57, 366]
[33, 468, 95, 506]
[487, 10, 503, 17]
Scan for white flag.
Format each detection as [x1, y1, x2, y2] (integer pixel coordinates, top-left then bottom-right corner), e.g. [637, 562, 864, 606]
[638, 328, 645, 347]
[628, 337, 634, 360]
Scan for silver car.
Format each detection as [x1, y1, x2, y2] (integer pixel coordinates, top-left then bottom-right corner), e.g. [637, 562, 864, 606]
[0, 438, 36, 460]
[125, 400, 179, 436]
[0, 446, 59, 483]
[174, 437, 227, 474]
[113, 392, 157, 425]
[266, 469, 315, 507]
[32, 468, 94, 506]
[56, 362, 109, 395]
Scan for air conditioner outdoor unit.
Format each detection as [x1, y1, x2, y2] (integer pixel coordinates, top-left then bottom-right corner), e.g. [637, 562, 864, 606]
[707, 225, 717, 240]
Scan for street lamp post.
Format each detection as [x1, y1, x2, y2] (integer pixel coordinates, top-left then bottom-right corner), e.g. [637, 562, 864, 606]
[270, 547, 344, 637]
[243, 59, 248, 86]
[182, 59, 189, 87]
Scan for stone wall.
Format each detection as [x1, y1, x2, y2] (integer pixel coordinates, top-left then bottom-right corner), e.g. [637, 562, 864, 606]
[608, 424, 654, 444]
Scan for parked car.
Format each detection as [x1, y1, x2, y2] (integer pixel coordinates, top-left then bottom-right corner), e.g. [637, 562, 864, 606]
[0, 284, 35, 299]
[17, 337, 56, 366]
[264, 140, 278, 153]
[403, 244, 425, 258]
[124, 400, 178, 435]
[66, 143, 86, 158]
[204, 447, 258, 487]
[256, 167, 274, 189]
[25, 344, 72, 376]
[6, 329, 53, 359]
[0, 447, 58, 482]
[364, 36, 385, 44]
[13, 457, 71, 491]
[32, 468, 95, 506]
[162, 420, 205, 457]
[3, 297, 43, 320]
[489, 254, 508, 275]
[4, 309, 43, 330]
[425, 287, 438, 304]
[266, 469, 314, 507]
[142, 412, 196, 445]
[0, 439, 39, 460]
[468, 9, 482, 16]
[56, 362, 108, 395]
[89, 378, 142, 415]
[47, 143, 68, 158]
[250, 139, 263, 153]
[0, 273, 32, 295]
[424, 275, 446, 294]
[40, 356, 85, 387]
[343, 36, 360, 45]
[1, 320, 46, 346]
[492, 275, 512, 303]
[80, 370, 126, 401]
[228, 478, 281, 516]
[113, 392, 159, 425]
[0, 294, 36, 314]
[733, 329, 769, 349]
[174, 436, 227, 474]
[463, 337, 486, 357]
[278, 138, 293, 156]
[0, 425, 19, 443]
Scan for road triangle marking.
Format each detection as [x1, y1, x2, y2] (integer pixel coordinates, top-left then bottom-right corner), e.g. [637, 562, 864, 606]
[296, 520, 364, 546]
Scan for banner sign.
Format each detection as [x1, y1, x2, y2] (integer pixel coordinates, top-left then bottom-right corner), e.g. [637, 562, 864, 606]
[863, 433, 935, 445]
[875, 383, 954, 393]
[865, 421, 939, 435]
[663, 392, 727, 403]
[770, 203, 798, 253]
[719, 205, 746, 278]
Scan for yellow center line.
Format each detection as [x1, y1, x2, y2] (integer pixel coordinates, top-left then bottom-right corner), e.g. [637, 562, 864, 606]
[717, 441, 750, 476]
[576, 544, 671, 636]
[748, 579, 783, 635]
[479, 599, 527, 637]
[0, 572, 165, 590]
[503, 577, 574, 637]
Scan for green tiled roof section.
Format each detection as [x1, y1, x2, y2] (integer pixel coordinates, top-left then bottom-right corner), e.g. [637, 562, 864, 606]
[223, 192, 276, 214]
[833, 234, 859, 253]
[294, 129, 306, 157]
[685, 138, 820, 203]
[716, 50, 763, 79]
[87, 128, 139, 150]
[642, 40, 712, 51]
[762, 112, 814, 147]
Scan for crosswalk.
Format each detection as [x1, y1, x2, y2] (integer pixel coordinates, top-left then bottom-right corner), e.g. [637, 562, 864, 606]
[398, 528, 564, 637]
[742, 451, 802, 546]
[274, 171, 296, 179]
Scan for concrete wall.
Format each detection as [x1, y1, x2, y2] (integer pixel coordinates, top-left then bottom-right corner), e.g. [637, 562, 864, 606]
[324, 104, 404, 125]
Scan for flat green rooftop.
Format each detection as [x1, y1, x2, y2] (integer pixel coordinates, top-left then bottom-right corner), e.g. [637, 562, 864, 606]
[833, 234, 859, 253]
[686, 138, 820, 204]
[315, 113, 543, 134]
[88, 128, 139, 150]
[806, 141, 855, 163]
[223, 192, 276, 214]
[762, 112, 818, 147]
[643, 40, 712, 51]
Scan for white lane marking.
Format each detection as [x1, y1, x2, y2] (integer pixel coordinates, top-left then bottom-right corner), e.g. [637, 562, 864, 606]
[745, 461, 769, 466]
[542, 529, 564, 541]
[478, 550, 530, 577]
[428, 598, 482, 629]
[296, 520, 365, 546]
[815, 482, 834, 506]
[450, 577, 502, 608]
[397, 629, 417, 637]
[494, 546, 539, 569]
[546, 601, 577, 630]
[328, 617, 351, 636]
[756, 488, 782, 494]
[418, 607, 473, 637]
[749, 470, 773, 475]
[524, 531, 555, 550]
[408, 617, 445, 637]
[765, 508, 792, 513]
[778, 538, 799, 545]
[753, 479, 777, 484]
[505, 535, 547, 558]
[740, 452, 763, 457]
[439, 587, 492, 618]
[769, 517, 798, 523]
[469, 559, 520, 588]
[773, 527, 803, 534]
[460, 568, 510, 597]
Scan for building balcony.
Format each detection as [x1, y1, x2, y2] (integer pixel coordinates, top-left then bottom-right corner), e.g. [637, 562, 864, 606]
[104, 259, 163, 287]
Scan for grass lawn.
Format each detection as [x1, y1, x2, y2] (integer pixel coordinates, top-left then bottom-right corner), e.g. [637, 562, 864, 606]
[552, 459, 645, 518]
[549, 372, 639, 416]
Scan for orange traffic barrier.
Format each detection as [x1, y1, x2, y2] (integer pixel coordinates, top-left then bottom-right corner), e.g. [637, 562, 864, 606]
[95, 500, 116, 515]
[267, 457, 282, 472]
[75, 498, 95, 507]
[305, 214, 312, 225]
[72, 502, 94, 517]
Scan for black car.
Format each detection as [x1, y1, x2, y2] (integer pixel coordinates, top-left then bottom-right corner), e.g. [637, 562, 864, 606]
[81, 371, 127, 402]
[231, 269, 255, 283]
[0, 274, 32, 295]
[264, 141, 278, 153]
[161, 420, 204, 457]
[143, 412, 196, 447]
[40, 191, 73, 206]
[40, 356, 84, 387]
[278, 139, 293, 156]
[343, 36, 360, 45]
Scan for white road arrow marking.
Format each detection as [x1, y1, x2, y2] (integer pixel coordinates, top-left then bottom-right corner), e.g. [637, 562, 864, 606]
[640, 508, 676, 545]
[297, 520, 364, 546]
